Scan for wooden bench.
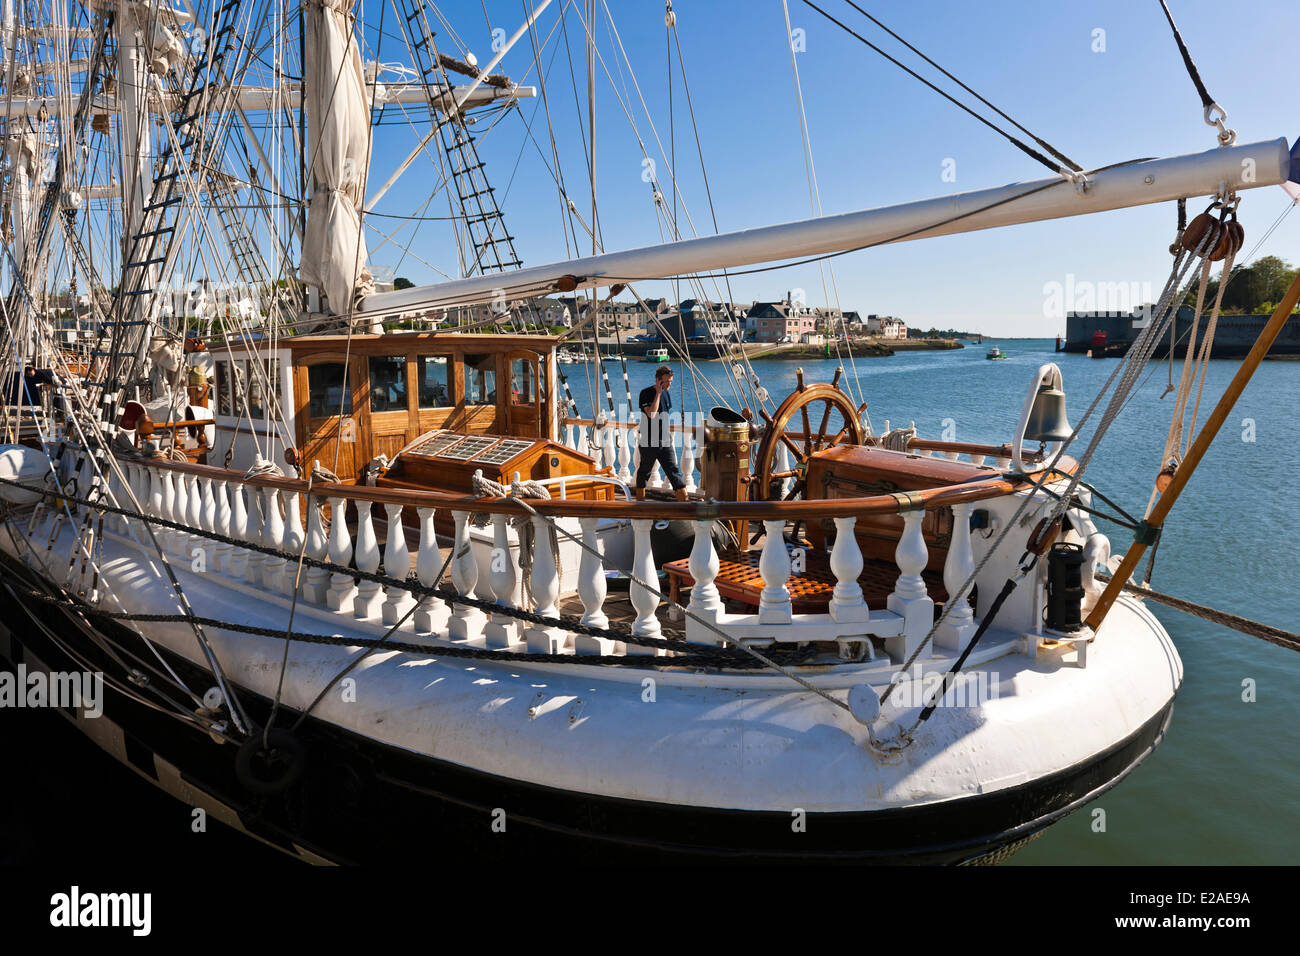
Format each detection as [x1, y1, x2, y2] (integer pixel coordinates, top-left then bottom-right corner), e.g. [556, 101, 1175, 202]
[663, 546, 949, 615]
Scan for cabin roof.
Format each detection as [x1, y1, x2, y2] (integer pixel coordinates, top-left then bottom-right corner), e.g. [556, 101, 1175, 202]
[213, 331, 562, 355]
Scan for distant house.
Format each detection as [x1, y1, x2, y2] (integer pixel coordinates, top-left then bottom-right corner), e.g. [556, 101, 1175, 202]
[678, 299, 740, 342]
[866, 314, 908, 339]
[750, 296, 820, 342]
[657, 309, 690, 341]
[521, 295, 572, 327]
[592, 299, 644, 331]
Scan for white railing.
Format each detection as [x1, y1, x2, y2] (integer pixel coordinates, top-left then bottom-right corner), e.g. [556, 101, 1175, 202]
[559, 418, 1028, 492]
[103, 457, 1004, 668]
[562, 417, 702, 492]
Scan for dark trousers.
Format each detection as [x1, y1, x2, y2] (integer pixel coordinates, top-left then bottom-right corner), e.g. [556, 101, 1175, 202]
[635, 444, 686, 490]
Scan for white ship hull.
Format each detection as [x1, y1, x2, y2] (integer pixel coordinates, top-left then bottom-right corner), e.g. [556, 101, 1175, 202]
[0, 511, 1181, 863]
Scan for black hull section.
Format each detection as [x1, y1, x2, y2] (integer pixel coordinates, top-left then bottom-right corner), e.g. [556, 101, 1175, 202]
[0, 556, 1174, 865]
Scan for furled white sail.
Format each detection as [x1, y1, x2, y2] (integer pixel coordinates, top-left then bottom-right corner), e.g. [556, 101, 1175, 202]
[299, 0, 373, 315]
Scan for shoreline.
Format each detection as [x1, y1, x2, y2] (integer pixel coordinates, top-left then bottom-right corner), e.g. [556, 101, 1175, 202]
[585, 337, 963, 361]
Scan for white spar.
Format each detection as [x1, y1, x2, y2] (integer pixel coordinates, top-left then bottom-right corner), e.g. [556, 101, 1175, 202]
[359, 137, 1292, 317]
[0, 83, 533, 120]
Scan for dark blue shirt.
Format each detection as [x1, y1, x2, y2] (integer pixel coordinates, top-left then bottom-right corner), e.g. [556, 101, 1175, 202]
[638, 384, 672, 448]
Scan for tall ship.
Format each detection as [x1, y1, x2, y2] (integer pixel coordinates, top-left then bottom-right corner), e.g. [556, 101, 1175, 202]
[0, 0, 1296, 863]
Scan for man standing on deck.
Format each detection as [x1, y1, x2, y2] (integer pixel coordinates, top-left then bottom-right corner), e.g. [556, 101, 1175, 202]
[636, 365, 688, 501]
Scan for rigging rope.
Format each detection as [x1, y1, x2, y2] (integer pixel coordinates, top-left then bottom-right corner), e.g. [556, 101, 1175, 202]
[1097, 574, 1300, 654]
[840, 0, 1083, 173]
[802, 0, 1078, 176]
[1155, 0, 1235, 145]
[1157, 0, 1214, 110]
[872, 221, 1218, 750]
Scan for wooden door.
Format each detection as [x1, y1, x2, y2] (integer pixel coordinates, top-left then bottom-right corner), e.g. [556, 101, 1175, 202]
[505, 350, 542, 438]
[296, 353, 367, 481]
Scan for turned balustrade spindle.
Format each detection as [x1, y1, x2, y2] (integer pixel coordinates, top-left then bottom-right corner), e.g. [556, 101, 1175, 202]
[617, 421, 634, 484]
[160, 469, 179, 553]
[280, 491, 305, 596]
[886, 508, 934, 662]
[447, 510, 483, 642]
[184, 474, 203, 565]
[380, 503, 411, 625]
[212, 479, 233, 575]
[573, 516, 613, 654]
[627, 518, 663, 654]
[350, 500, 383, 618]
[684, 518, 725, 646]
[302, 494, 331, 604]
[681, 423, 699, 493]
[413, 506, 447, 634]
[524, 516, 565, 653]
[109, 464, 129, 535]
[177, 473, 196, 558]
[128, 464, 149, 534]
[484, 513, 521, 649]
[228, 483, 251, 580]
[601, 420, 617, 475]
[109, 465, 127, 535]
[758, 519, 793, 625]
[261, 486, 285, 590]
[936, 502, 977, 650]
[325, 496, 356, 611]
[199, 476, 218, 571]
[828, 516, 869, 624]
[243, 483, 266, 586]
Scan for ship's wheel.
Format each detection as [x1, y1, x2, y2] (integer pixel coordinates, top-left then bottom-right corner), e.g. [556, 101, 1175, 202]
[753, 368, 866, 502]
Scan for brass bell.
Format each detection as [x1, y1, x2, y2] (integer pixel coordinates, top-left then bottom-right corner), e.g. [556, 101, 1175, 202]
[1025, 382, 1073, 443]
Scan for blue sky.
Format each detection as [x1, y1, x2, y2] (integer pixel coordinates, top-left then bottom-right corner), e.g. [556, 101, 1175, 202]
[358, 0, 1300, 335]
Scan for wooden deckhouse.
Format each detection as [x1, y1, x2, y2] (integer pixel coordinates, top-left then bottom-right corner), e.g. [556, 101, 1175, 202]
[209, 332, 571, 483]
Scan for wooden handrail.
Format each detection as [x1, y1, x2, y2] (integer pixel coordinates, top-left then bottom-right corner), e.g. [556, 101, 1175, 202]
[147, 419, 212, 432]
[119, 452, 1075, 520]
[562, 416, 691, 432]
[559, 416, 1033, 461]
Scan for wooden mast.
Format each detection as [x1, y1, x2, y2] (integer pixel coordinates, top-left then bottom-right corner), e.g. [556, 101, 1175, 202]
[1085, 268, 1300, 630]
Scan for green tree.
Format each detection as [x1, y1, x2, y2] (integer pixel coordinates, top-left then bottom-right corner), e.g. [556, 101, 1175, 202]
[393, 276, 415, 290]
[1220, 265, 1265, 313]
[1180, 255, 1298, 314]
[1250, 256, 1293, 303]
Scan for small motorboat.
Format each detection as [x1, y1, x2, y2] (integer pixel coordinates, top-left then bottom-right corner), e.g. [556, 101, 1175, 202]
[986, 346, 1008, 360]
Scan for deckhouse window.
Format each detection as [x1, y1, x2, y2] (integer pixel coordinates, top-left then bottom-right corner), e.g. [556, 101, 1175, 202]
[417, 355, 450, 408]
[368, 355, 407, 413]
[216, 359, 247, 417]
[215, 359, 232, 416]
[509, 357, 536, 405]
[247, 358, 279, 419]
[465, 353, 496, 405]
[308, 362, 351, 418]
